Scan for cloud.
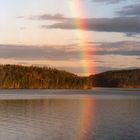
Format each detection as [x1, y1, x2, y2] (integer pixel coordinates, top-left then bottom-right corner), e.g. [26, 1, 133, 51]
[92, 0, 126, 4]
[0, 44, 80, 61]
[92, 41, 140, 56]
[20, 27, 26, 30]
[17, 13, 140, 36]
[95, 50, 140, 56]
[117, 3, 140, 16]
[0, 41, 139, 63]
[17, 13, 68, 21]
[0, 42, 139, 75]
[29, 13, 68, 21]
[43, 16, 140, 36]
[17, 16, 25, 19]
[77, 41, 140, 56]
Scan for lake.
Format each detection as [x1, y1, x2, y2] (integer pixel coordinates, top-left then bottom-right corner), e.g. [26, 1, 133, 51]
[0, 89, 140, 140]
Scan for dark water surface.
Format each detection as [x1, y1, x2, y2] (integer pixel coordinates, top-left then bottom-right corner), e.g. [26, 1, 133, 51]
[0, 89, 140, 140]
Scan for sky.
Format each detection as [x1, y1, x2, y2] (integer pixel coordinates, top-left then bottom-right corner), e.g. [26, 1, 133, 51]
[0, 0, 140, 75]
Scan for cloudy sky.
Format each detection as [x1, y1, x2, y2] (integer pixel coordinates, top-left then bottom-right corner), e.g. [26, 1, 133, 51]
[0, 0, 140, 75]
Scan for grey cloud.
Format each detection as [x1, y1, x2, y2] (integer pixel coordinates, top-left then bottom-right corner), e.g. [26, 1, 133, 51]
[95, 60, 105, 63]
[92, 0, 126, 4]
[95, 50, 140, 56]
[16, 13, 67, 21]
[117, 3, 140, 16]
[97, 41, 140, 49]
[81, 41, 140, 56]
[0, 41, 139, 62]
[17, 16, 25, 19]
[0, 44, 80, 61]
[94, 41, 140, 56]
[20, 27, 26, 30]
[43, 17, 140, 35]
[17, 13, 140, 35]
[29, 13, 67, 21]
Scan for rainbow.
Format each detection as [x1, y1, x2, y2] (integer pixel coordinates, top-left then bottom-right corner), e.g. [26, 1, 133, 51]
[77, 99, 96, 140]
[68, 2, 96, 140]
[68, 0, 95, 76]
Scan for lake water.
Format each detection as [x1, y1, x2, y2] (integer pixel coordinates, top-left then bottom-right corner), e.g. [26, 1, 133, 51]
[0, 89, 140, 140]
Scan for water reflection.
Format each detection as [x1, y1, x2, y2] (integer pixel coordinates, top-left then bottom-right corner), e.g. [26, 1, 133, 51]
[0, 98, 139, 140]
[78, 99, 95, 140]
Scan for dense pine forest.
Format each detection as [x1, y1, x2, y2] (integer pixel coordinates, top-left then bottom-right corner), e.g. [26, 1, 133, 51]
[90, 69, 140, 88]
[0, 65, 91, 89]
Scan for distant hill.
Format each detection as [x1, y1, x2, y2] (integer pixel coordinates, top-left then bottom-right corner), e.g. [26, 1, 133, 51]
[90, 69, 140, 88]
[0, 65, 91, 89]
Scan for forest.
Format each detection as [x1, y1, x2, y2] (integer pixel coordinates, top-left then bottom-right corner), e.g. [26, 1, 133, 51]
[0, 65, 91, 89]
[90, 69, 140, 88]
[0, 65, 139, 89]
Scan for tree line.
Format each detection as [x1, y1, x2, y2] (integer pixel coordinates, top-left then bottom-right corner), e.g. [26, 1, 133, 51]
[0, 65, 139, 89]
[90, 69, 140, 88]
[0, 65, 91, 89]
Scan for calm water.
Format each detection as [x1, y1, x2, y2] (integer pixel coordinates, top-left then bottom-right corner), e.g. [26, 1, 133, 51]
[0, 89, 140, 140]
